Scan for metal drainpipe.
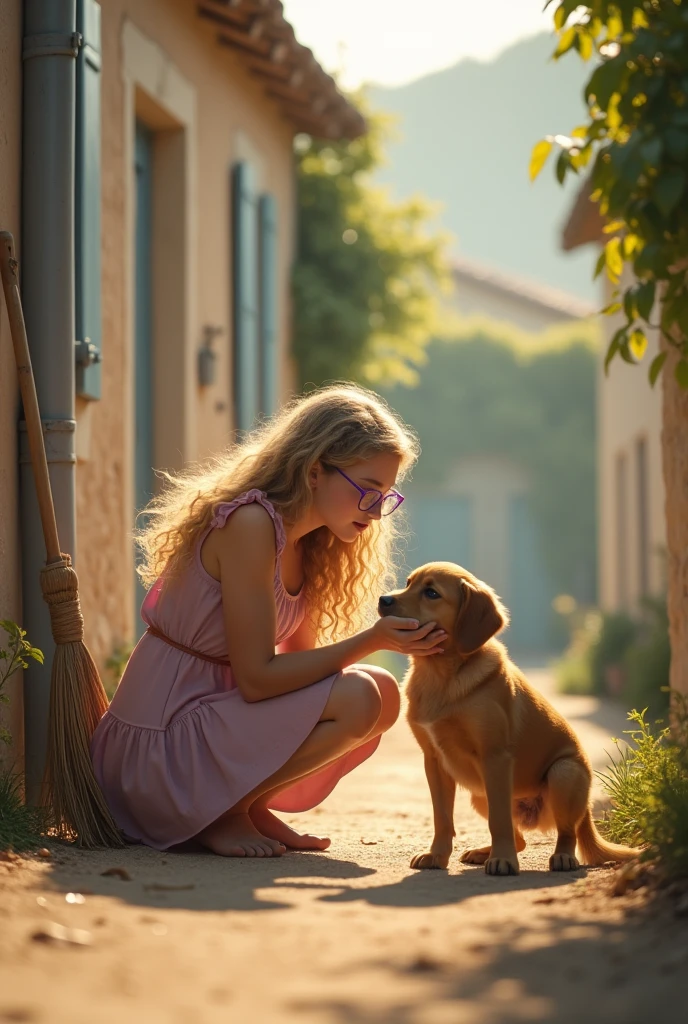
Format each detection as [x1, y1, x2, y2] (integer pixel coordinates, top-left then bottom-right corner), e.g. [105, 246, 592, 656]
[20, 0, 79, 803]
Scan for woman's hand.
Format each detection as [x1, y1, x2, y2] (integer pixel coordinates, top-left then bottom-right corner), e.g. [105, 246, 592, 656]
[368, 616, 446, 656]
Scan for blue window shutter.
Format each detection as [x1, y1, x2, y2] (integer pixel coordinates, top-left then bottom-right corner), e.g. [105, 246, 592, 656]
[258, 193, 278, 417]
[75, 0, 102, 400]
[232, 162, 259, 431]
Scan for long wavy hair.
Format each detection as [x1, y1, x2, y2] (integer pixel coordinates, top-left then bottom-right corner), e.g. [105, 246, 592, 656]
[135, 384, 420, 643]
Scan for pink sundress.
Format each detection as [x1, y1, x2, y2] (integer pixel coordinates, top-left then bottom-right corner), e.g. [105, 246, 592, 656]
[90, 490, 382, 850]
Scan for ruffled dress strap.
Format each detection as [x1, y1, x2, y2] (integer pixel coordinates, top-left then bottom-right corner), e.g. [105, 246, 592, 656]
[209, 489, 287, 557]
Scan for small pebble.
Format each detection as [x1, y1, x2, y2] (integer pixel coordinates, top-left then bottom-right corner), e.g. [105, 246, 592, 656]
[37, 848, 51, 859]
[100, 867, 131, 881]
[31, 921, 92, 947]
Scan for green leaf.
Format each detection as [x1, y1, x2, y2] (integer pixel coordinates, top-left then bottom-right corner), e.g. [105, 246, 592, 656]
[623, 288, 636, 321]
[585, 56, 625, 111]
[649, 350, 667, 387]
[634, 242, 662, 277]
[594, 248, 607, 280]
[604, 327, 627, 374]
[640, 136, 663, 170]
[555, 150, 571, 185]
[601, 301, 622, 316]
[605, 237, 624, 282]
[675, 359, 688, 389]
[629, 330, 648, 361]
[529, 139, 553, 181]
[635, 280, 656, 322]
[578, 30, 594, 62]
[666, 293, 688, 336]
[654, 169, 687, 217]
[663, 127, 688, 162]
[554, 26, 578, 57]
[619, 337, 636, 364]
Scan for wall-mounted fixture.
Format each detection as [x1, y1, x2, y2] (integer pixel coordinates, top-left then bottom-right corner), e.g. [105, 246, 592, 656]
[198, 324, 223, 387]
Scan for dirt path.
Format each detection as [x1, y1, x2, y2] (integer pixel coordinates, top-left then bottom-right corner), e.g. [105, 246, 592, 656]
[1, 668, 686, 1024]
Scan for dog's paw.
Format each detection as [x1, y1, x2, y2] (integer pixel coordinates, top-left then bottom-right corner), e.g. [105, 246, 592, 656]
[549, 852, 580, 872]
[460, 846, 492, 865]
[410, 851, 449, 870]
[485, 855, 520, 876]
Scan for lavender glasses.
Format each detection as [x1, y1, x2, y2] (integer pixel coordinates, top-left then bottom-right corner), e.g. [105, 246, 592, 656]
[335, 467, 405, 516]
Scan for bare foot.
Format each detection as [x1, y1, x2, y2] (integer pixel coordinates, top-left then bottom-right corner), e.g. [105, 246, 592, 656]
[197, 812, 286, 857]
[250, 805, 330, 851]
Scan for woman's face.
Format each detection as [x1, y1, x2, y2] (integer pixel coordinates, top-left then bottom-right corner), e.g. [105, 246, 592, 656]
[309, 451, 403, 543]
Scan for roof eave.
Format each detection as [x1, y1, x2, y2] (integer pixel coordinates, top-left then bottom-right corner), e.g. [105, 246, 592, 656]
[561, 175, 606, 252]
[197, 0, 366, 140]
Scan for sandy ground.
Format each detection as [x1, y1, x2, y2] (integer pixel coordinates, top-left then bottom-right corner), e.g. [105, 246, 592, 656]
[1, 667, 687, 1024]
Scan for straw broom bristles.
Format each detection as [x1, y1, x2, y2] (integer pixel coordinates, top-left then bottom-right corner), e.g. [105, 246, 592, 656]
[1, 230, 124, 849]
[40, 557, 125, 848]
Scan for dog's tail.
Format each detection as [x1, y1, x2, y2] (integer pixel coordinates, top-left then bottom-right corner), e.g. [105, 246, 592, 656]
[576, 809, 638, 866]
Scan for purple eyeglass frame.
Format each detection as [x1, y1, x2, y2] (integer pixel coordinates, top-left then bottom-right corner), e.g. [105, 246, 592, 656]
[335, 467, 405, 516]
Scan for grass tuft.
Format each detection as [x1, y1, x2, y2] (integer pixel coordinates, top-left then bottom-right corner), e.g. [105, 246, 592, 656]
[0, 768, 46, 853]
[597, 696, 688, 879]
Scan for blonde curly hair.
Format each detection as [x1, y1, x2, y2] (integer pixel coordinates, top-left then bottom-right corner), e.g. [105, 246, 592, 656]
[135, 383, 420, 644]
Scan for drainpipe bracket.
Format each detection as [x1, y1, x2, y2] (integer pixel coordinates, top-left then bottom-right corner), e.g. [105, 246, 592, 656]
[19, 420, 77, 466]
[23, 32, 83, 62]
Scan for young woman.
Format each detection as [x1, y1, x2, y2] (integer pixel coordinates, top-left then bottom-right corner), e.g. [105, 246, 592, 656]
[91, 384, 446, 856]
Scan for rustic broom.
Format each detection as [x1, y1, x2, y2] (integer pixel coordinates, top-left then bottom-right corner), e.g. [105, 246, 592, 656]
[0, 230, 124, 848]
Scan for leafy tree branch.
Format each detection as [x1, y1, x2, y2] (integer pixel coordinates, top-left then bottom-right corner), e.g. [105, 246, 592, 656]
[531, 0, 688, 388]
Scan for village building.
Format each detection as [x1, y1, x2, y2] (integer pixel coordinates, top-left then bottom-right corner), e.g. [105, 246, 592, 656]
[0, 0, 362, 793]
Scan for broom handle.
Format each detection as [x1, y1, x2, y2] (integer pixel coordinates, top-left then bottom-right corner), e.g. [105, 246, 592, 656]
[0, 231, 63, 564]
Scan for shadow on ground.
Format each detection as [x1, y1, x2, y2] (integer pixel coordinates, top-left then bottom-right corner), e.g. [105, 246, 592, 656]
[38, 840, 588, 913]
[286, 905, 688, 1024]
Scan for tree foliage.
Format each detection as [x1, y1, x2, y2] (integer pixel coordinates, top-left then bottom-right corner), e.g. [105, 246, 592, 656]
[532, 0, 688, 389]
[292, 103, 448, 389]
[382, 320, 599, 601]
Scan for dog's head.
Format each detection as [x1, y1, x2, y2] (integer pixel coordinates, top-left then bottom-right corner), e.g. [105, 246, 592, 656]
[378, 562, 509, 656]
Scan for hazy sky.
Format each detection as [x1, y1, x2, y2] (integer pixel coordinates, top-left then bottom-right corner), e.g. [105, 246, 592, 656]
[282, 0, 554, 89]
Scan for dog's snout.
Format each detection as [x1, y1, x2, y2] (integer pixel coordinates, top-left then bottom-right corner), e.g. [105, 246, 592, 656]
[378, 594, 395, 610]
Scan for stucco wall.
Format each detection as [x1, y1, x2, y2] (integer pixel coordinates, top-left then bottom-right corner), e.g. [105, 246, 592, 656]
[598, 269, 665, 611]
[0, 0, 24, 765]
[75, 0, 296, 672]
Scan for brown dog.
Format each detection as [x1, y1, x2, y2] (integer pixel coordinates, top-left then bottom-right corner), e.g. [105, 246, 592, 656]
[379, 562, 638, 875]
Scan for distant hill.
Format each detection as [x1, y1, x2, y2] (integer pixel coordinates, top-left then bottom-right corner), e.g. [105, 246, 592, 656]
[369, 32, 599, 301]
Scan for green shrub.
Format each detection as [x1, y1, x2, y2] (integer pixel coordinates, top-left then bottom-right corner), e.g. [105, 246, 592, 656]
[553, 604, 601, 696]
[555, 598, 669, 714]
[0, 620, 45, 852]
[589, 612, 637, 695]
[623, 598, 671, 720]
[598, 701, 688, 880]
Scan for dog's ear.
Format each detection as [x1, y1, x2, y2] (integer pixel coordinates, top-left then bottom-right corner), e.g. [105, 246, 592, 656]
[455, 580, 509, 655]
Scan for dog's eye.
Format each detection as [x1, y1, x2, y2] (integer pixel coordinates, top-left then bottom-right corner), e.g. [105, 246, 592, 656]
[424, 587, 441, 600]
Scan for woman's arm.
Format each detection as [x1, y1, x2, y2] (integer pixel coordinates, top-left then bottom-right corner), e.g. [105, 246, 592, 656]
[277, 611, 318, 654]
[217, 503, 443, 702]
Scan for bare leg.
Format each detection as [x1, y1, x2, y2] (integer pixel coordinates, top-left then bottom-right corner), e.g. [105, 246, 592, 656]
[250, 667, 400, 850]
[196, 667, 388, 857]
